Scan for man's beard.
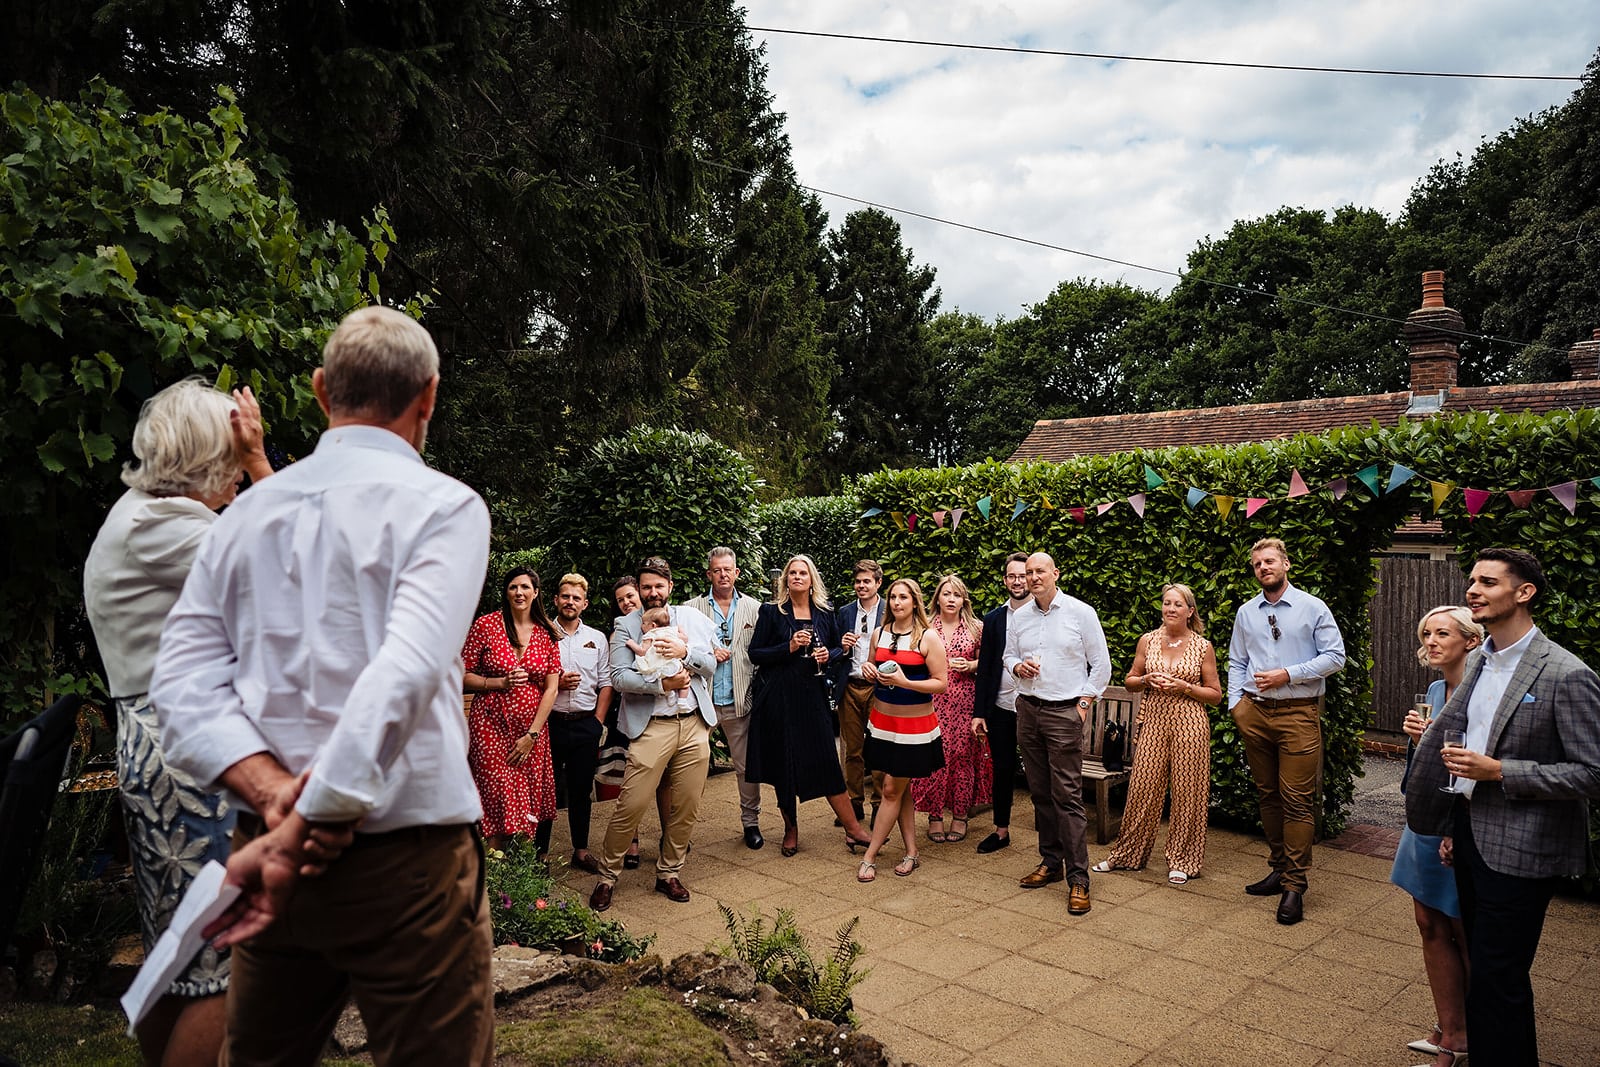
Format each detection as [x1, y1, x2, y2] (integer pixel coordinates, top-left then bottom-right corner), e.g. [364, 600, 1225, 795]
[642, 593, 668, 609]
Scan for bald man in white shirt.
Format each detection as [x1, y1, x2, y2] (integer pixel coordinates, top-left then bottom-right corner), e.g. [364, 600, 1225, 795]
[152, 306, 495, 1065]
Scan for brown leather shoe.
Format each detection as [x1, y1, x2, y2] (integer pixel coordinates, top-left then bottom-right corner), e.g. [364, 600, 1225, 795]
[570, 851, 602, 875]
[1019, 863, 1065, 889]
[654, 876, 691, 903]
[1068, 884, 1092, 915]
[589, 882, 614, 912]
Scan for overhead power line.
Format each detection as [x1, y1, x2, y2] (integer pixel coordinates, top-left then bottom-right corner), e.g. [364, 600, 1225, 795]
[631, 17, 1583, 82]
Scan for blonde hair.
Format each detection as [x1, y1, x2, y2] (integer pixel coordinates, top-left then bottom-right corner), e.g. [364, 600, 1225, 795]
[1161, 582, 1205, 636]
[1249, 537, 1289, 564]
[881, 578, 932, 647]
[559, 572, 589, 594]
[1415, 605, 1484, 666]
[121, 378, 239, 498]
[321, 306, 438, 420]
[775, 554, 831, 611]
[932, 574, 980, 641]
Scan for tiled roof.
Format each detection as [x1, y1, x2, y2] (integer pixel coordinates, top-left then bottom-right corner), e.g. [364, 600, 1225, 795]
[1009, 380, 1600, 462]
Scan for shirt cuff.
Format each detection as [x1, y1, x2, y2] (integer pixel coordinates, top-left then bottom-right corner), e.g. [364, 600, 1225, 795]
[295, 772, 376, 825]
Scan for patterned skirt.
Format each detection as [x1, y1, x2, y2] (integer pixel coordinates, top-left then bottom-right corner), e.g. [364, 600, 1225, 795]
[116, 694, 234, 997]
[863, 706, 945, 778]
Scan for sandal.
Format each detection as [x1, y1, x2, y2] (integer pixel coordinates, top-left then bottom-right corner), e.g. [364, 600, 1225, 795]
[946, 818, 968, 842]
[857, 860, 877, 883]
[927, 816, 947, 844]
[1091, 860, 1117, 873]
[894, 854, 921, 877]
[1168, 870, 1189, 885]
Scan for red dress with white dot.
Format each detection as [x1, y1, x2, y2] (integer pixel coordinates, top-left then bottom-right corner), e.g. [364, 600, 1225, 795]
[463, 612, 560, 838]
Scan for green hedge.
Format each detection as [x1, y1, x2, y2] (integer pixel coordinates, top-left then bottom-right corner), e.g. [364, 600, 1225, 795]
[755, 495, 861, 602]
[846, 410, 1600, 836]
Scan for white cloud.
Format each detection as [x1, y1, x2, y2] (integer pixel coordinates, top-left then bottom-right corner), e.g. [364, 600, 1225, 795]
[745, 0, 1596, 318]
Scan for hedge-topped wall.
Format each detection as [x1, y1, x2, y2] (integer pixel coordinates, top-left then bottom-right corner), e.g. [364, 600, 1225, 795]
[848, 410, 1600, 836]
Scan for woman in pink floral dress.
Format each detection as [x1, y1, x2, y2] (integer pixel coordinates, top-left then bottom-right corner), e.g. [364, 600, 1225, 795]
[462, 566, 563, 853]
[912, 574, 991, 842]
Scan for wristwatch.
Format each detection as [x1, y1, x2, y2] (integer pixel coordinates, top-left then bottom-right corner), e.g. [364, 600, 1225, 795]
[1076, 698, 1093, 711]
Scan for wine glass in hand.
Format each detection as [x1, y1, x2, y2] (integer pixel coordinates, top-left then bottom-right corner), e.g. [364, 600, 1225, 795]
[1440, 730, 1467, 793]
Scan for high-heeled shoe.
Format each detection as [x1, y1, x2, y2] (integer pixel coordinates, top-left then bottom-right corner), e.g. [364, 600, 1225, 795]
[1409, 1049, 1466, 1067]
[845, 831, 873, 853]
[781, 824, 799, 857]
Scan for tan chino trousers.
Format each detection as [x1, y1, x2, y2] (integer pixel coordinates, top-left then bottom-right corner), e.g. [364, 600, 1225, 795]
[597, 713, 711, 882]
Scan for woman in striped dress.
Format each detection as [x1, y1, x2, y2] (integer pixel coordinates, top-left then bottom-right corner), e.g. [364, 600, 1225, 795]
[856, 579, 948, 881]
[1093, 583, 1221, 883]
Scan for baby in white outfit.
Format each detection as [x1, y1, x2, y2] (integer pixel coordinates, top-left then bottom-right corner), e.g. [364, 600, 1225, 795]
[630, 607, 695, 712]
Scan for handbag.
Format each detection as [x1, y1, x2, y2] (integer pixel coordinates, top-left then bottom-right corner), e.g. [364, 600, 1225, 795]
[1101, 720, 1128, 773]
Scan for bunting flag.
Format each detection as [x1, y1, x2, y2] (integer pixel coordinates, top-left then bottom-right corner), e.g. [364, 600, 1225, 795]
[1430, 481, 1455, 514]
[1041, 494, 1056, 510]
[976, 496, 992, 520]
[1012, 499, 1030, 521]
[1215, 494, 1235, 520]
[1463, 489, 1492, 518]
[890, 510, 906, 529]
[1550, 481, 1579, 514]
[1129, 493, 1146, 518]
[1070, 506, 1086, 525]
[1245, 497, 1268, 518]
[861, 506, 883, 518]
[1185, 487, 1208, 509]
[1506, 490, 1537, 508]
[1354, 464, 1382, 497]
[1097, 501, 1116, 516]
[1330, 477, 1349, 500]
[1594, 476, 1600, 490]
[906, 512, 919, 532]
[1144, 464, 1165, 490]
[1287, 469, 1310, 498]
[932, 509, 947, 528]
[1386, 464, 1417, 494]
[951, 507, 966, 530]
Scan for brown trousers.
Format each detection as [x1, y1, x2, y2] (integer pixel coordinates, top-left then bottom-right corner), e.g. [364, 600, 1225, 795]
[222, 823, 494, 1067]
[836, 678, 882, 806]
[1232, 693, 1322, 892]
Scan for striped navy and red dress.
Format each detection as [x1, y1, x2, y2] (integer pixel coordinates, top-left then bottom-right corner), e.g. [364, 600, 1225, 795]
[863, 627, 946, 778]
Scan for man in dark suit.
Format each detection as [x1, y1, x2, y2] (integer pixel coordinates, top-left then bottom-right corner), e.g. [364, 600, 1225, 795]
[1406, 547, 1600, 1066]
[970, 552, 1030, 854]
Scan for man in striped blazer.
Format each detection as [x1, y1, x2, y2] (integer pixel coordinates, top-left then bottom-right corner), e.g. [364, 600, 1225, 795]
[1406, 547, 1600, 1067]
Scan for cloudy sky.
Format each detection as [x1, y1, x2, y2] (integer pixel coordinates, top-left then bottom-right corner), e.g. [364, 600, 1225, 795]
[742, 1, 1597, 321]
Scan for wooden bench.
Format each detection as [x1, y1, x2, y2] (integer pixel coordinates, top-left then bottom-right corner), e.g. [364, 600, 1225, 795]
[1082, 686, 1141, 845]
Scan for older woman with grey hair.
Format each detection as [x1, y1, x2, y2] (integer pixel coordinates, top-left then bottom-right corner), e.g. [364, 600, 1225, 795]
[83, 377, 271, 1067]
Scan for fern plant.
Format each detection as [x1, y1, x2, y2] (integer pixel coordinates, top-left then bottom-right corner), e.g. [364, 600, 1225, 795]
[714, 904, 871, 1023]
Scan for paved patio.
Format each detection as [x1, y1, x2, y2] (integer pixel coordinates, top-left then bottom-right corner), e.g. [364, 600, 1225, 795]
[556, 769, 1600, 1066]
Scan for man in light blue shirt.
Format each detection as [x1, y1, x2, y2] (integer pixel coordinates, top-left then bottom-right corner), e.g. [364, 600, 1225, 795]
[1227, 537, 1346, 925]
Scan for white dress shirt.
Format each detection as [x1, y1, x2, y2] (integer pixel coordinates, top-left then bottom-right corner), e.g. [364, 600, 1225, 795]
[995, 599, 1025, 712]
[1002, 590, 1112, 703]
[552, 621, 614, 715]
[84, 490, 216, 697]
[1457, 626, 1537, 798]
[151, 425, 491, 832]
[848, 598, 883, 678]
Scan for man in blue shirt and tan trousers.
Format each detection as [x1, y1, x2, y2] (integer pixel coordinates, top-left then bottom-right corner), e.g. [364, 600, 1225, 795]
[1227, 537, 1346, 926]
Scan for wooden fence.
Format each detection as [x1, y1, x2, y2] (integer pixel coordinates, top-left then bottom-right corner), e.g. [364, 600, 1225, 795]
[1368, 554, 1464, 733]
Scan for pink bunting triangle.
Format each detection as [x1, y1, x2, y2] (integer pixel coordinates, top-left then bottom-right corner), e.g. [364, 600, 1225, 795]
[1287, 470, 1310, 498]
[950, 508, 965, 530]
[1128, 492, 1146, 518]
[1245, 497, 1268, 518]
[1549, 481, 1579, 515]
[1096, 501, 1115, 516]
[932, 509, 947, 528]
[1506, 490, 1537, 508]
[1463, 489, 1491, 519]
[905, 512, 918, 532]
[1070, 506, 1086, 525]
[1329, 478, 1348, 500]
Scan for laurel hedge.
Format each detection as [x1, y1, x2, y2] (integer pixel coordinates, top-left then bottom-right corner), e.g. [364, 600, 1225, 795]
[846, 409, 1600, 836]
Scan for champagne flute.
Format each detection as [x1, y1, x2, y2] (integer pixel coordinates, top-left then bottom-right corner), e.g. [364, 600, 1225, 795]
[1440, 730, 1467, 793]
[1413, 691, 1433, 725]
[798, 622, 825, 676]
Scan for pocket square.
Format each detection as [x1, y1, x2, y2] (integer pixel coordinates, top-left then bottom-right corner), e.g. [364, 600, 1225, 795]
[1521, 692, 1536, 703]
[583, 641, 597, 649]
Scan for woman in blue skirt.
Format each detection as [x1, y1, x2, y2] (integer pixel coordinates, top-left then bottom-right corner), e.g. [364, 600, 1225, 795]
[1393, 605, 1482, 1067]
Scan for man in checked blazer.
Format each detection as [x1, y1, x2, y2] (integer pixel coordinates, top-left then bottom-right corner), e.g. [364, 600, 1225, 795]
[1406, 547, 1600, 1067]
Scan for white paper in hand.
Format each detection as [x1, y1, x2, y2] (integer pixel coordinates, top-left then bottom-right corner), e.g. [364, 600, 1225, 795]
[121, 860, 240, 1034]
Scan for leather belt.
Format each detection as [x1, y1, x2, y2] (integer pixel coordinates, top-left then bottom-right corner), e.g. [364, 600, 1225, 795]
[551, 708, 599, 721]
[651, 709, 702, 720]
[1020, 695, 1085, 709]
[234, 811, 470, 850]
[1246, 694, 1318, 709]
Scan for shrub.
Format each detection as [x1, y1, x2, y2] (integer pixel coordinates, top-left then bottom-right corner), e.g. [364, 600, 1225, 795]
[756, 496, 860, 600]
[478, 548, 553, 616]
[485, 846, 652, 963]
[538, 427, 764, 621]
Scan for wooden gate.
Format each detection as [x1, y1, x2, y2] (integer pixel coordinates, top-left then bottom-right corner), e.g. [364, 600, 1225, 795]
[1368, 554, 1464, 734]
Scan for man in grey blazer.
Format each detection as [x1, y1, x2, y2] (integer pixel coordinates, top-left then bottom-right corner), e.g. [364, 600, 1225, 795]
[1406, 547, 1600, 1066]
[684, 547, 764, 849]
[590, 557, 718, 912]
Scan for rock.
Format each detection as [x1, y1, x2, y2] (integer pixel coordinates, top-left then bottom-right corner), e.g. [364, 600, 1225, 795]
[619, 954, 664, 986]
[665, 951, 755, 999]
[491, 952, 571, 1002]
[329, 1002, 367, 1055]
[493, 945, 545, 961]
[26, 950, 57, 996]
[566, 960, 613, 991]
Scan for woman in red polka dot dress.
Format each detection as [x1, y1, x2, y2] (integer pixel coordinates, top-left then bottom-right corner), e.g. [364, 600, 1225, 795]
[462, 567, 563, 853]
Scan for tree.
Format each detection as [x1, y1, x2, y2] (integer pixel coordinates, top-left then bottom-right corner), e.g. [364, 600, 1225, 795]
[820, 209, 941, 480]
[0, 82, 385, 726]
[924, 312, 996, 462]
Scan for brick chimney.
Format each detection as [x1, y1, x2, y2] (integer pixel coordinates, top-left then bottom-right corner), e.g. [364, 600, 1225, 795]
[1567, 329, 1600, 380]
[1403, 271, 1463, 394]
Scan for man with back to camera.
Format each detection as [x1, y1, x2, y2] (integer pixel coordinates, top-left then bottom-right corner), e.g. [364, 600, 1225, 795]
[1227, 536, 1346, 926]
[970, 551, 1031, 854]
[1405, 547, 1600, 1066]
[1003, 551, 1111, 915]
[152, 305, 496, 1064]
